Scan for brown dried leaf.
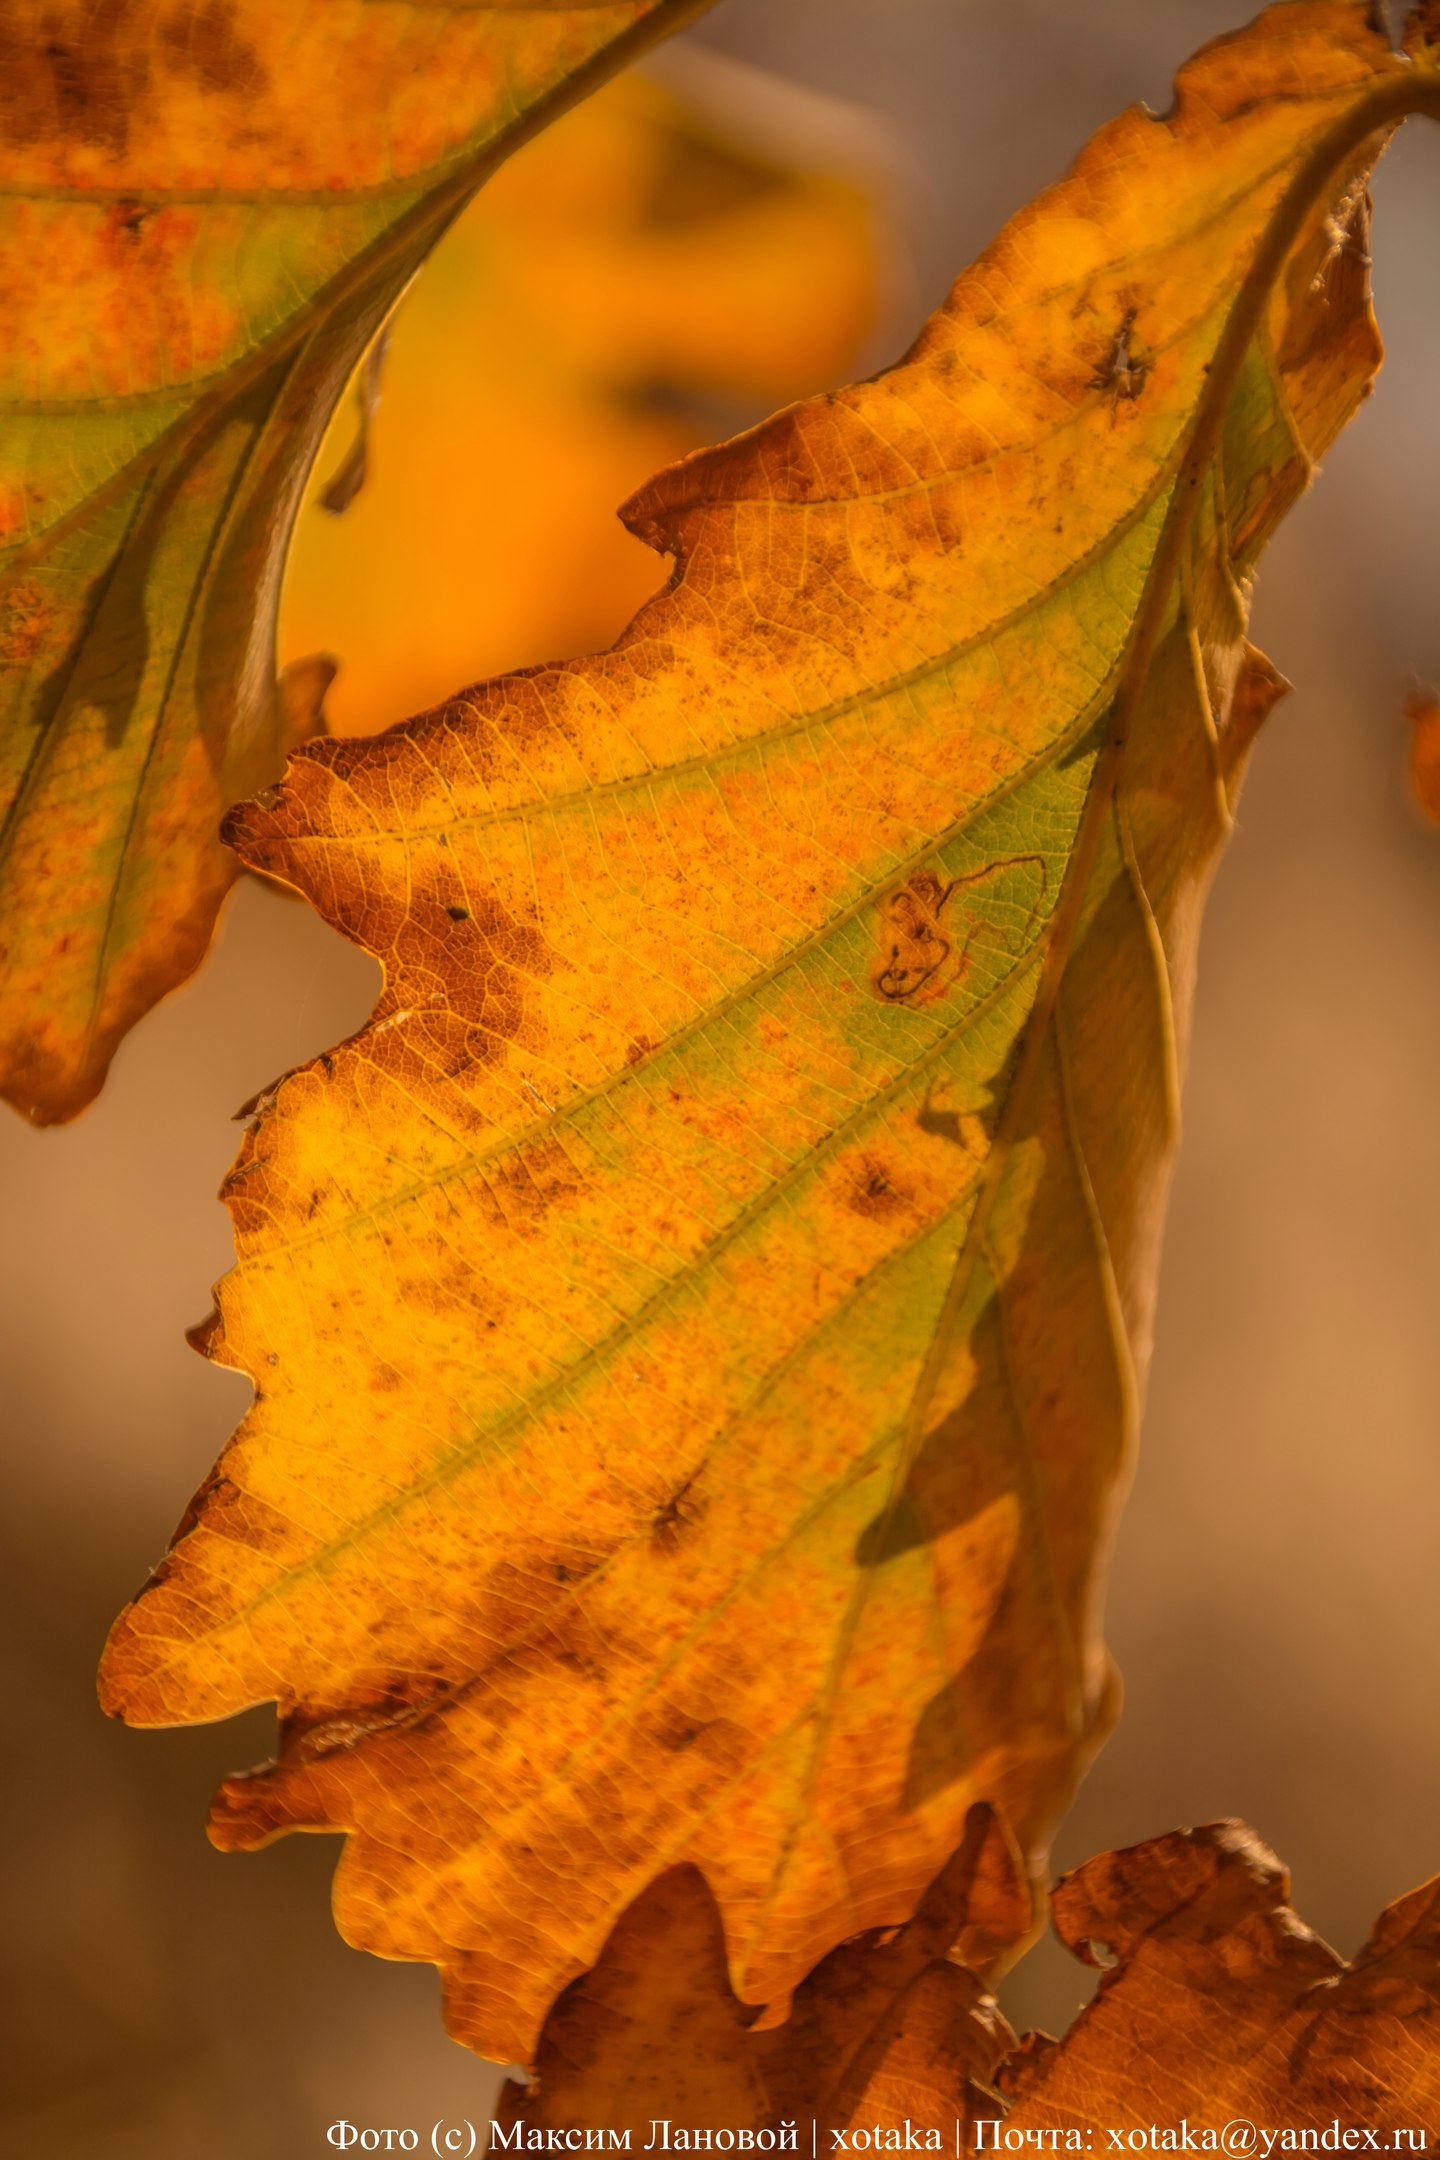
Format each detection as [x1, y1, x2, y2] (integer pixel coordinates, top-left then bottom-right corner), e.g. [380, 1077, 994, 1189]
[1002, 1824, 1440, 2147]
[508, 1823, 1440, 2153]
[499, 1805, 1026, 2146]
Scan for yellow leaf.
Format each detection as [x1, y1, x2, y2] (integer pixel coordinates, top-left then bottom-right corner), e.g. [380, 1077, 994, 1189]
[279, 63, 887, 738]
[0, 0, 709, 1124]
[99, 2, 1440, 2064]
[1000, 1825, 1440, 2144]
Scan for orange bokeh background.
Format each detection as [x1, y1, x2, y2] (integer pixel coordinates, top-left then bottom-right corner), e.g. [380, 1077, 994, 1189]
[280, 59, 893, 738]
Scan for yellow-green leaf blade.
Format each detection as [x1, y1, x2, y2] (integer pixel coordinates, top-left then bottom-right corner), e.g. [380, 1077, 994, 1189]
[99, 0, 1423, 2065]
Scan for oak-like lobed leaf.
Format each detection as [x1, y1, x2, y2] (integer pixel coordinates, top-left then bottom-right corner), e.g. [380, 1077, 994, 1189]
[999, 1825, 1440, 2145]
[100, 1, 1440, 2064]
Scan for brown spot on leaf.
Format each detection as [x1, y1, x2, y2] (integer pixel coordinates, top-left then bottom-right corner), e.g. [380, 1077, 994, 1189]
[655, 1711, 716, 1753]
[472, 1135, 584, 1238]
[653, 1473, 706, 1548]
[845, 1154, 912, 1222]
[0, 0, 151, 153]
[1088, 306, 1150, 414]
[0, 581, 55, 666]
[159, 1, 268, 97]
[111, 196, 153, 238]
[432, 884, 556, 1054]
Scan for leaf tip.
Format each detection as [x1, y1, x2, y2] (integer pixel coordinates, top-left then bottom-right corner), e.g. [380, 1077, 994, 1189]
[1051, 1821, 1291, 1974]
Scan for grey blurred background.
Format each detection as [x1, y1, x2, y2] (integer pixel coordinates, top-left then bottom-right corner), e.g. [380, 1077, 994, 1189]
[2, 4, 1437, 2153]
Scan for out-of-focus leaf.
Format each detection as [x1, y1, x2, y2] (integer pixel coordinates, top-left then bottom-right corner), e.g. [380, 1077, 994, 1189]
[279, 61, 889, 737]
[497, 1804, 1025, 2146]
[100, 2, 1440, 2065]
[0, 0, 708, 1123]
[1000, 1824, 1440, 2144]
[1405, 688, 1440, 822]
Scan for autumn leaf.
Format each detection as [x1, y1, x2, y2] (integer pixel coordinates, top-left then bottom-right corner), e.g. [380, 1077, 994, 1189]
[99, 3, 1440, 2065]
[1000, 1824, 1440, 2145]
[280, 61, 887, 739]
[504, 1821, 1440, 2147]
[0, 0, 709, 1125]
[1404, 689, 1440, 823]
[497, 1803, 1025, 2146]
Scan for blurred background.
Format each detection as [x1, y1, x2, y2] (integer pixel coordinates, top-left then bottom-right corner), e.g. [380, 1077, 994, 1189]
[2, 3, 1438, 2152]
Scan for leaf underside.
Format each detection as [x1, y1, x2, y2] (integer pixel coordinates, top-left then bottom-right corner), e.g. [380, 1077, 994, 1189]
[101, 1, 1416, 2065]
[0, 0, 705, 1123]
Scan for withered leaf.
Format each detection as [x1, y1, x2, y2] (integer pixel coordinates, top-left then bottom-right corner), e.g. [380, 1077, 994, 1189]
[1001, 1824, 1440, 2144]
[509, 1821, 1440, 2148]
[100, 2, 1440, 2063]
[498, 1804, 1026, 2144]
[0, 0, 708, 1123]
